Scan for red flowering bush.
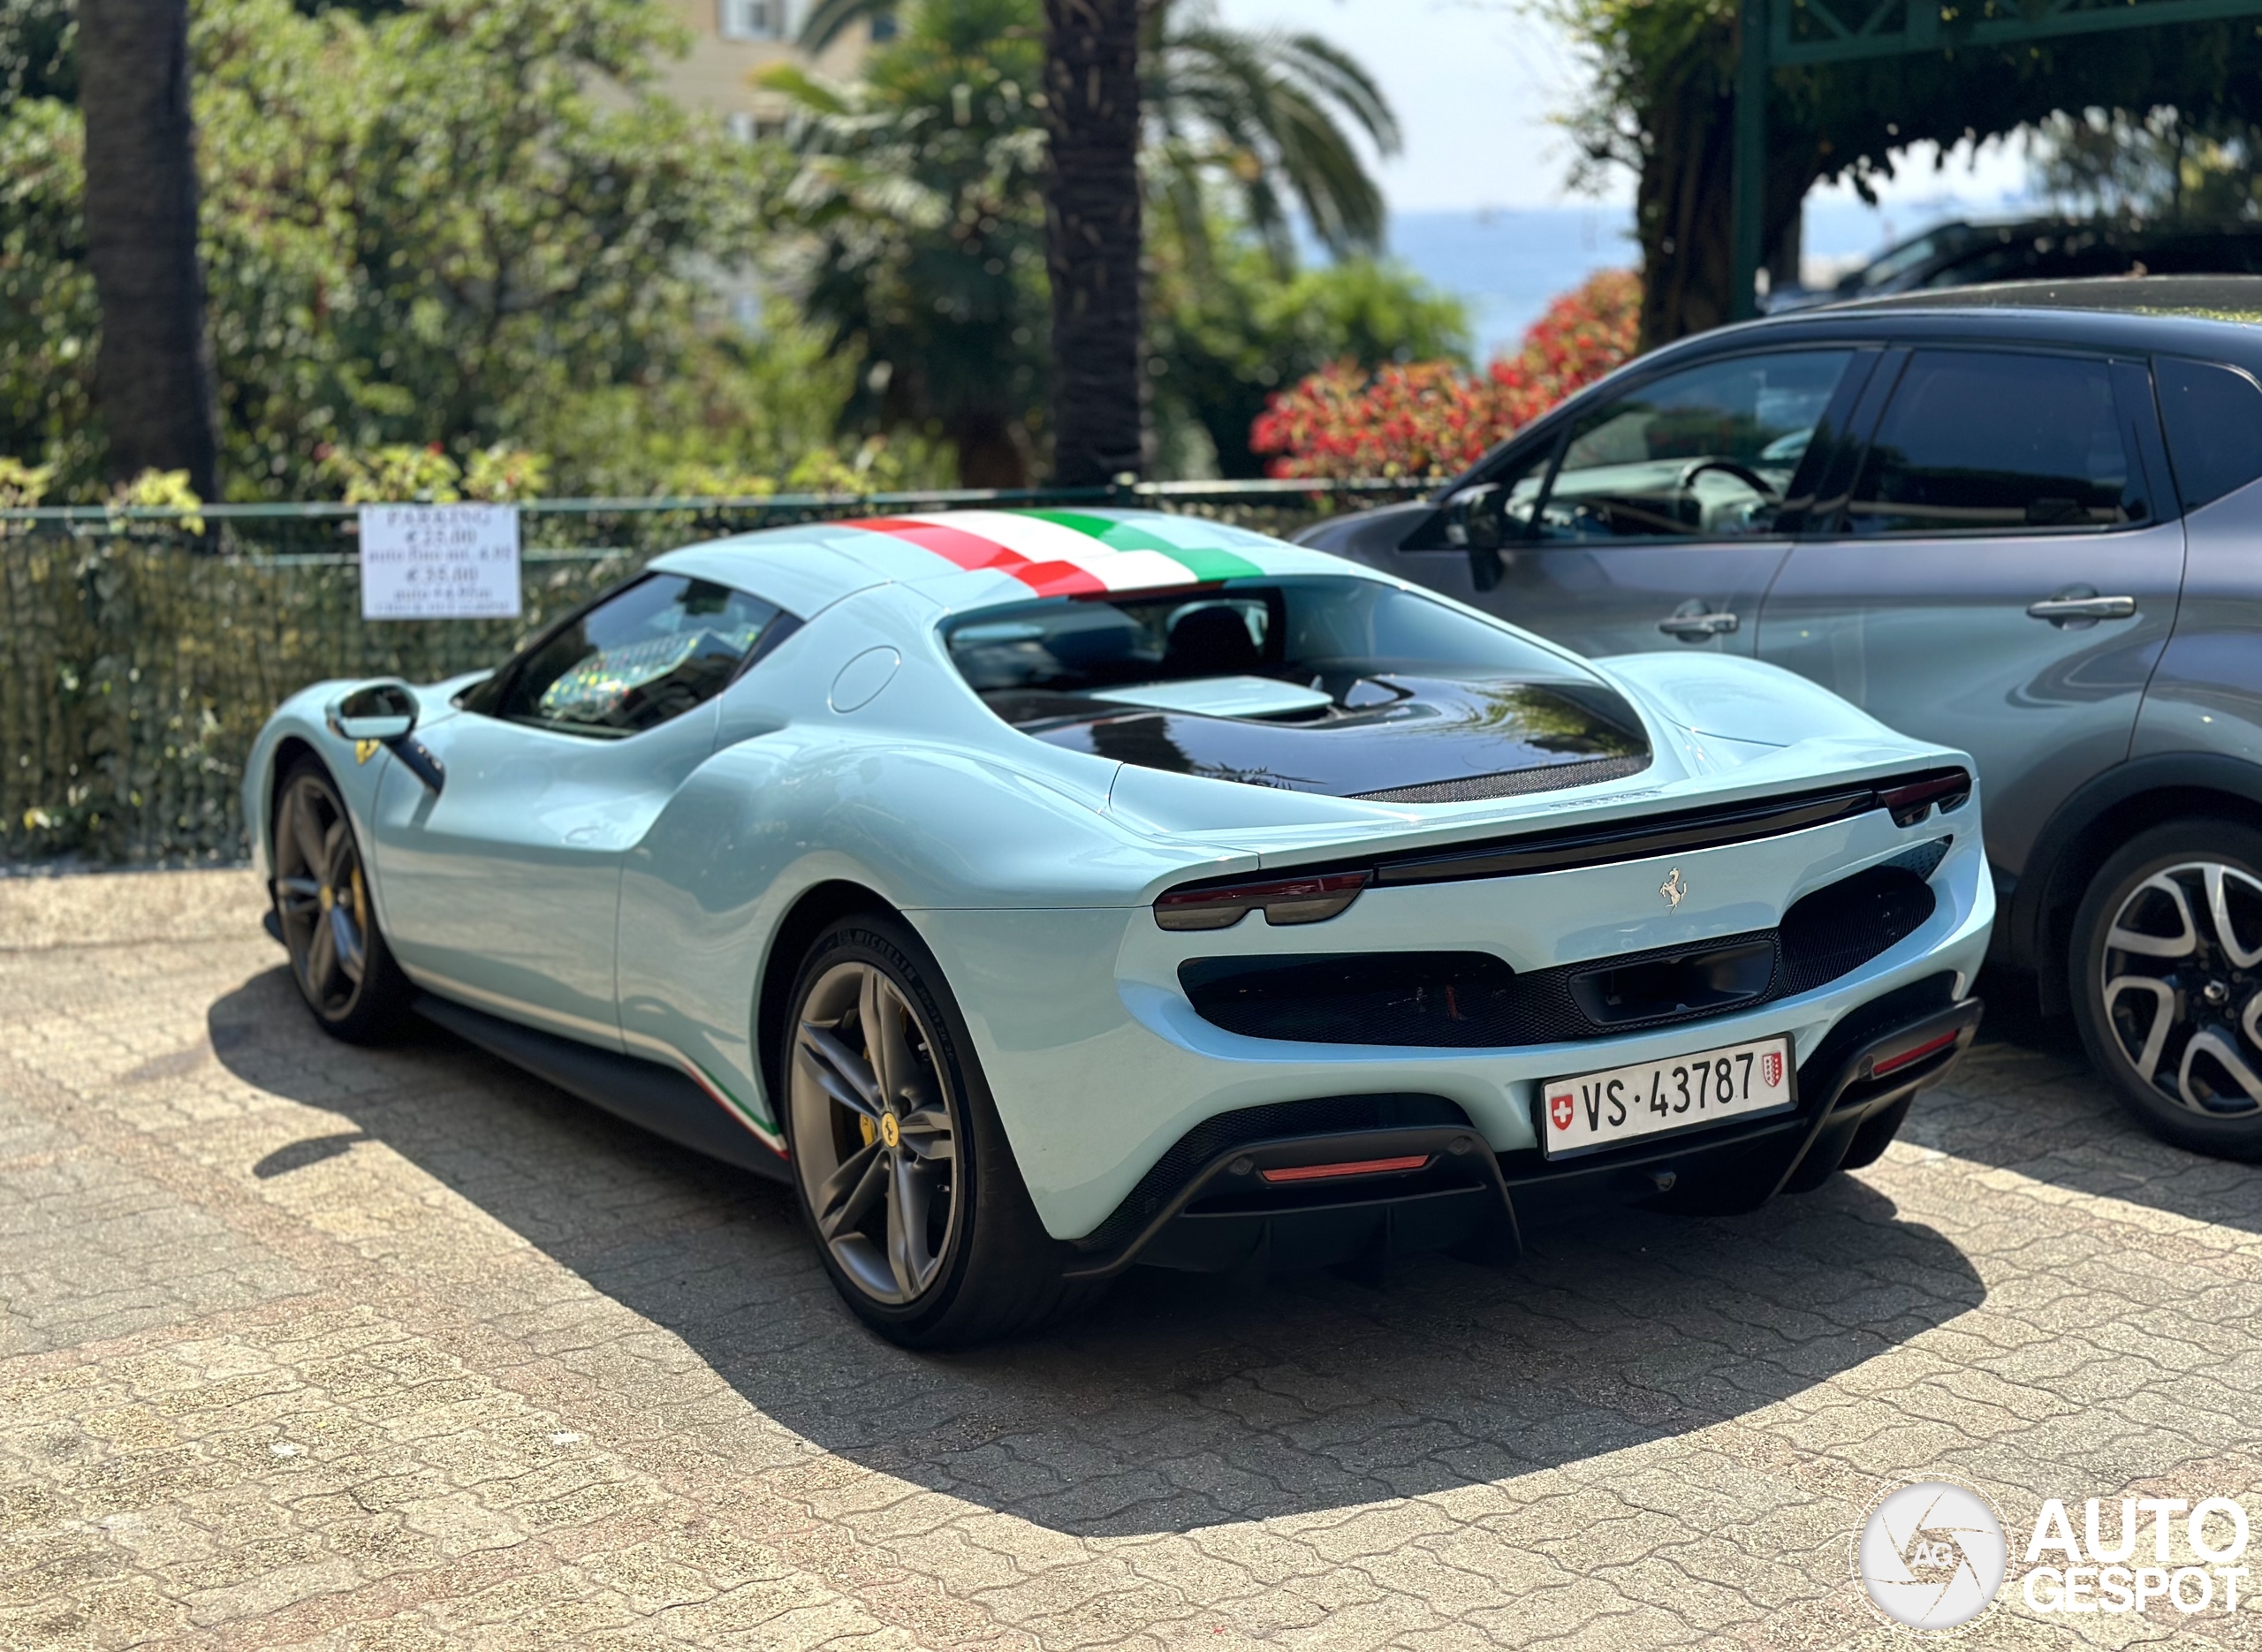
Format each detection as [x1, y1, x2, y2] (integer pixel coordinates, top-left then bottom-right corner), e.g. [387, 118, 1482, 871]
[1251, 269, 1642, 480]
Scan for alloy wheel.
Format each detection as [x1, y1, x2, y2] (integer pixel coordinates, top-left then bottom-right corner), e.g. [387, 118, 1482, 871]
[789, 959, 961, 1306]
[274, 772, 371, 1020]
[2099, 860, 2262, 1116]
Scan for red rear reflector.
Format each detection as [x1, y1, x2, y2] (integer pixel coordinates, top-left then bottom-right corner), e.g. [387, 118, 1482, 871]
[1258, 1154, 1431, 1184]
[1871, 1028, 1959, 1078]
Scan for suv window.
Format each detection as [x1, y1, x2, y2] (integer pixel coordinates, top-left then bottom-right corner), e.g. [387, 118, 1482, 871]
[1845, 350, 2147, 535]
[1531, 351, 1852, 542]
[2157, 357, 2262, 513]
[472, 573, 786, 738]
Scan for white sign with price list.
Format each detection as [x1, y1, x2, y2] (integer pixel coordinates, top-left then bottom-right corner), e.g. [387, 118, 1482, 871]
[358, 504, 523, 620]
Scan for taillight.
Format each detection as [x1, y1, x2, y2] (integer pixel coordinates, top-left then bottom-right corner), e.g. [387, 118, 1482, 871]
[1153, 869, 1370, 931]
[1879, 769, 1970, 828]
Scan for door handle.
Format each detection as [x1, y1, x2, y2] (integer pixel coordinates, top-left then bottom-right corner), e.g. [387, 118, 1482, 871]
[1658, 610, 1740, 639]
[2026, 588, 2137, 625]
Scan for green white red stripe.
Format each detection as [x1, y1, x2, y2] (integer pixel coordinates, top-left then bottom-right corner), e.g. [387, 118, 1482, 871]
[844, 510, 1264, 596]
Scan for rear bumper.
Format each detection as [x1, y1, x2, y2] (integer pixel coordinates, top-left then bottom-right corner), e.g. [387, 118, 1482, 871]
[1066, 976, 1982, 1279]
[922, 786, 1994, 1242]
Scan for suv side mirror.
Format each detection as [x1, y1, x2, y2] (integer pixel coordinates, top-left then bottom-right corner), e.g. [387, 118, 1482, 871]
[1444, 484, 1509, 592]
[325, 679, 446, 793]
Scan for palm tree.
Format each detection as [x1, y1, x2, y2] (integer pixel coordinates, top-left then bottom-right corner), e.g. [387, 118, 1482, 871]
[1042, 0, 1143, 488]
[77, 0, 220, 498]
[764, 0, 1051, 486]
[791, 0, 1397, 483]
[1138, 4, 1400, 277]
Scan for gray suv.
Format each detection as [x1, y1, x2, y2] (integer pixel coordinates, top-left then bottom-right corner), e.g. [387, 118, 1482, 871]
[1301, 276, 2262, 1159]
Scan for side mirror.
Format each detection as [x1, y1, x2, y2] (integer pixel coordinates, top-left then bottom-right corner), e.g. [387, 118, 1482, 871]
[325, 679, 445, 793]
[327, 680, 418, 744]
[1444, 484, 1508, 593]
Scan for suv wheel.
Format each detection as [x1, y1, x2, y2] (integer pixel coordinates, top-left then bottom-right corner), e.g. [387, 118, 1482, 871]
[2070, 820, 2262, 1159]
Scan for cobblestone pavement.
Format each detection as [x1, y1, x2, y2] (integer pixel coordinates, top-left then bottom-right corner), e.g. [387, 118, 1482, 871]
[5, 870, 2262, 1650]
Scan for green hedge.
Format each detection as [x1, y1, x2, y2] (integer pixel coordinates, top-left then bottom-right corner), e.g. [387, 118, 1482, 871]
[0, 485, 1421, 864]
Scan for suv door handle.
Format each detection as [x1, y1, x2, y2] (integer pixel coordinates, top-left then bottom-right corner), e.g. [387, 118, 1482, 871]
[2026, 587, 2137, 625]
[1658, 609, 1739, 639]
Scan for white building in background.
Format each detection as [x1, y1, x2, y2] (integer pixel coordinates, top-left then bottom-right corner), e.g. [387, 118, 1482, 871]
[649, 0, 884, 143]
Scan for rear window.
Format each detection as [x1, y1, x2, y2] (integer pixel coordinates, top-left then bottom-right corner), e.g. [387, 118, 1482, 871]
[945, 577, 1588, 726]
[1845, 350, 2147, 534]
[2157, 357, 2262, 513]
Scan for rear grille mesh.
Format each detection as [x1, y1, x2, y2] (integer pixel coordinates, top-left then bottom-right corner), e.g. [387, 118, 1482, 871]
[1179, 859, 1939, 1050]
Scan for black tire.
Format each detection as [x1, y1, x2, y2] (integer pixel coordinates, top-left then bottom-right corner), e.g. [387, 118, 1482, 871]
[778, 913, 1102, 1348]
[2070, 819, 2262, 1161]
[270, 759, 414, 1043]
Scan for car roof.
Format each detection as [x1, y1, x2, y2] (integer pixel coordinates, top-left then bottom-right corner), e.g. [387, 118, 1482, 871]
[1628, 274, 2262, 383]
[650, 508, 1353, 618]
[1835, 272, 2262, 317]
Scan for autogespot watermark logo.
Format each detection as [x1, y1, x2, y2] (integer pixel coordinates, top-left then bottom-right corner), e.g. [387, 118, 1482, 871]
[1855, 1481, 2008, 1631]
[1853, 1482, 2256, 1632]
[2020, 1496, 2251, 1617]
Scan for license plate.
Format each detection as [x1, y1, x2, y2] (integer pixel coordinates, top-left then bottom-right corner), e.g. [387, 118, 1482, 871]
[1540, 1034, 1795, 1159]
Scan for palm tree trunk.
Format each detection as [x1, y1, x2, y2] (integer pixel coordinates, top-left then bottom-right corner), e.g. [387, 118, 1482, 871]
[1043, 0, 1145, 488]
[79, 0, 220, 499]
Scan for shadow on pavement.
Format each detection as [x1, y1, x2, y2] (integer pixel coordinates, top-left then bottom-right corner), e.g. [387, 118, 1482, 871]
[211, 965, 1986, 1539]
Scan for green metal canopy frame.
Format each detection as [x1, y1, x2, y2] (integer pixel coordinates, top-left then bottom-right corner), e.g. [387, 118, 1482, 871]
[1730, 0, 2262, 318]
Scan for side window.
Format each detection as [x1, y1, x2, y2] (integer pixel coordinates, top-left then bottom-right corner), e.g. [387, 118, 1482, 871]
[1532, 350, 1853, 542]
[487, 574, 786, 738]
[1845, 350, 2147, 535]
[2156, 357, 2262, 514]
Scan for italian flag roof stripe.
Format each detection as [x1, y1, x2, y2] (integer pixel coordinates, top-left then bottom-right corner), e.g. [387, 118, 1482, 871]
[841, 510, 1263, 596]
[843, 517, 1107, 595]
[1023, 511, 1266, 582]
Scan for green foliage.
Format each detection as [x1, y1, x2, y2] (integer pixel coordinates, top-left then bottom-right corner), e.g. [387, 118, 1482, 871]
[1149, 228, 1469, 477]
[798, 0, 1400, 277]
[2033, 106, 2262, 223]
[0, 452, 50, 511]
[520, 299, 955, 496]
[0, 0, 836, 500]
[107, 468, 207, 535]
[0, 0, 72, 104]
[194, 0, 765, 496]
[767, 0, 1416, 481]
[1538, 0, 2262, 342]
[763, 0, 1052, 486]
[1143, 2, 1401, 273]
[322, 443, 547, 504]
[0, 98, 98, 485]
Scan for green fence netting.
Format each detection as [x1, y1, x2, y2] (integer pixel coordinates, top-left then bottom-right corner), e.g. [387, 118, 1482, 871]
[0, 481, 1426, 866]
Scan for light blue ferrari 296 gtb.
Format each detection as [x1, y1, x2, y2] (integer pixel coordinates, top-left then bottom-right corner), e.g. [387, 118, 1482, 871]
[247, 508, 1993, 1345]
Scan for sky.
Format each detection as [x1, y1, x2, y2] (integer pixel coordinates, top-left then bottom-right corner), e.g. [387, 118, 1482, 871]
[1210, 0, 2038, 231]
[1209, 0, 2047, 352]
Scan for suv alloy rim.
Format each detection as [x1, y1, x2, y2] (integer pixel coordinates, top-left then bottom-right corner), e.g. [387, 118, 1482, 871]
[2101, 861, 2262, 1115]
[790, 959, 961, 1305]
[275, 772, 371, 1019]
